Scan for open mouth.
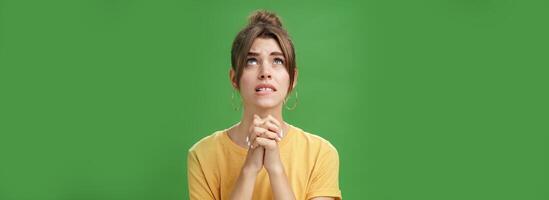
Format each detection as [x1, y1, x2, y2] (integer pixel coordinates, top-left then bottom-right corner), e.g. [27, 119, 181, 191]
[255, 83, 277, 95]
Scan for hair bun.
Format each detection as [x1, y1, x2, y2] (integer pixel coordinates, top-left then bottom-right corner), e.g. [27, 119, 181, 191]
[248, 10, 283, 27]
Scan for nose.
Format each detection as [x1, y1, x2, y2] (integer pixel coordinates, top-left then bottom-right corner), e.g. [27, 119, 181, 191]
[258, 65, 272, 80]
[259, 74, 272, 79]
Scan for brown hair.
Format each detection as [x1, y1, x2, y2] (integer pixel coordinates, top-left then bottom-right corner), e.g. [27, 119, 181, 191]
[230, 10, 297, 95]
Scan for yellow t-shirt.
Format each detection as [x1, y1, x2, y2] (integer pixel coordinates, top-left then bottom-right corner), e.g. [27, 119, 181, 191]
[187, 124, 342, 200]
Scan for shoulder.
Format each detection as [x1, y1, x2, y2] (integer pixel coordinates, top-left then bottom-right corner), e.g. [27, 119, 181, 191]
[290, 125, 339, 156]
[188, 129, 225, 156]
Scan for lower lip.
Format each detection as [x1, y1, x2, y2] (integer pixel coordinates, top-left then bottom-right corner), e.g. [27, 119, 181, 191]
[255, 90, 275, 96]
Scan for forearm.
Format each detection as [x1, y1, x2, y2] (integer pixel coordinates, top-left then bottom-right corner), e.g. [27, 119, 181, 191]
[268, 168, 296, 200]
[229, 168, 258, 200]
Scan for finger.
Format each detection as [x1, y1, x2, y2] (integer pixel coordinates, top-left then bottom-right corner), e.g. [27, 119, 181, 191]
[251, 126, 281, 142]
[261, 130, 281, 142]
[251, 126, 268, 148]
[263, 121, 281, 137]
[248, 126, 264, 149]
[251, 135, 259, 149]
[253, 126, 281, 142]
[253, 115, 264, 126]
[265, 115, 281, 127]
[254, 137, 276, 147]
[248, 126, 257, 148]
[253, 124, 280, 141]
[253, 126, 268, 136]
[265, 116, 283, 138]
[249, 134, 257, 149]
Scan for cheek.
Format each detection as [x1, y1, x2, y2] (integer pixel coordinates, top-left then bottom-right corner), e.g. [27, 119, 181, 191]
[238, 74, 255, 91]
[277, 72, 291, 87]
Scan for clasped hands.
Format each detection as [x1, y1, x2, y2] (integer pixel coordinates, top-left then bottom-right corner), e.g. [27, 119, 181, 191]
[243, 114, 285, 174]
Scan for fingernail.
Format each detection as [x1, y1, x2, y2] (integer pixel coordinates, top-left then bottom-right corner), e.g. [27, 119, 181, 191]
[276, 137, 281, 142]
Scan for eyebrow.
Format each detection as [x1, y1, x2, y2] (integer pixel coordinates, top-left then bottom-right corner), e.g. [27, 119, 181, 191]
[247, 51, 284, 57]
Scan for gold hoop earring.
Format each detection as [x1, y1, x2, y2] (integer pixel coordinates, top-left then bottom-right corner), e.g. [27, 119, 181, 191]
[231, 89, 242, 111]
[284, 90, 298, 111]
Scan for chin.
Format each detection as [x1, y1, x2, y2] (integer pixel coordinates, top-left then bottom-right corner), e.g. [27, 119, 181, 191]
[254, 100, 281, 109]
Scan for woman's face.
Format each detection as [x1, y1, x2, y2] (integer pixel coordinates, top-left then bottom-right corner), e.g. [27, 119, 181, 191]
[232, 37, 294, 110]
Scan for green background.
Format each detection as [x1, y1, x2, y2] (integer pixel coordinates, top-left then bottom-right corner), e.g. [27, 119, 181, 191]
[1, 0, 547, 199]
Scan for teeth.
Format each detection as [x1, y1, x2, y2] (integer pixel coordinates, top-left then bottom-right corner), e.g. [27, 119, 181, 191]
[256, 87, 273, 92]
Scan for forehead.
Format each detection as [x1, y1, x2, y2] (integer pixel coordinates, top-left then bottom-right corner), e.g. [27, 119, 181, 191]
[248, 37, 282, 54]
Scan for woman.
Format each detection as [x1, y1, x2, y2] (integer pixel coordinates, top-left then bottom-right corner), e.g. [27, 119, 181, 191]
[187, 10, 342, 200]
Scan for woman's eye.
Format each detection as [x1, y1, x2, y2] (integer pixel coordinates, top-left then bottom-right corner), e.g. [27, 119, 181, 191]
[246, 58, 258, 65]
[274, 58, 284, 65]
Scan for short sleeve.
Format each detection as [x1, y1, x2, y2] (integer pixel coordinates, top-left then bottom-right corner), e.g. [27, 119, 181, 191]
[306, 143, 342, 200]
[187, 150, 217, 200]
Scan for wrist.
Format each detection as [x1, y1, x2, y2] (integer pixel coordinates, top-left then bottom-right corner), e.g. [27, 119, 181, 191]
[266, 165, 285, 175]
[242, 166, 262, 175]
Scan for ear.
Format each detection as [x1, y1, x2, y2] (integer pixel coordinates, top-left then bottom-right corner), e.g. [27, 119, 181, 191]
[229, 68, 238, 89]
